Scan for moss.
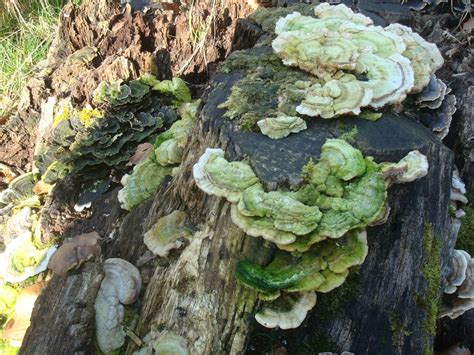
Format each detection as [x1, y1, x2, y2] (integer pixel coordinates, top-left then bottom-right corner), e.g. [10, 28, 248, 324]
[389, 313, 412, 348]
[218, 50, 316, 131]
[456, 190, 474, 255]
[417, 222, 442, 355]
[314, 267, 361, 320]
[249, 5, 316, 34]
[338, 126, 359, 143]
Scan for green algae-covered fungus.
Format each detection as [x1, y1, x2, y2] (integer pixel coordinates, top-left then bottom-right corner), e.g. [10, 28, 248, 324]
[193, 148, 260, 203]
[35, 74, 192, 184]
[193, 138, 429, 328]
[236, 229, 367, 296]
[118, 159, 173, 211]
[152, 332, 189, 355]
[0, 173, 37, 208]
[255, 291, 317, 329]
[237, 183, 322, 236]
[257, 114, 307, 139]
[118, 100, 199, 211]
[144, 210, 193, 257]
[0, 232, 56, 283]
[218, 3, 443, 136]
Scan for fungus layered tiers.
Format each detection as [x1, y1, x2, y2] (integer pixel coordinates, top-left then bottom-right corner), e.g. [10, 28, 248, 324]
[118, 100, 199, 211]
[35, 75, 192, 183]
[218, 3, 444, 139]
[193, 138, 428, 328]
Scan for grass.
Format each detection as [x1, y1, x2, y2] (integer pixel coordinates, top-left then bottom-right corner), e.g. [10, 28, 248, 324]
[0, 0, 66, 120]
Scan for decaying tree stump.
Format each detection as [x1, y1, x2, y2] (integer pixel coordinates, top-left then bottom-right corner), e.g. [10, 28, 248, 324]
[11, 2, 471, 355]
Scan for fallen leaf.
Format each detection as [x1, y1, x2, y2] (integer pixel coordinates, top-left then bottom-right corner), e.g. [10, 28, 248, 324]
[127, 142, 153, 166]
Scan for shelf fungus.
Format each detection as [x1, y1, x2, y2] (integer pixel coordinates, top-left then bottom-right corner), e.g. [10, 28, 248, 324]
[440, 250, 474, 319]
[34, 74, 192, 184]
[255, 291, 317, 329]
[144, 211, 192, 257]
[379, 150, 429, 185]
[151, 332, 189, 355]
[257, 114, 307, 139]
[194, 137, 428, 328]
[450, 169, 468, 219]
[0, 172, 37, 208]
[219, 4, 444, 130]
[95, 258, 142, 353]
[48, 231, 101, 276]
[0, 284, 18, 316]
[193, 148, 259, 203]
[0, 232, 56, 283]
[118, 100, 198, 211]
[236, 229, 367, 295]
[118, 154, 173, 211]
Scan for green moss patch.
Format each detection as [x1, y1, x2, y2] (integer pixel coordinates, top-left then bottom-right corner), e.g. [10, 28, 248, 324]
[416, 222, 442, 355]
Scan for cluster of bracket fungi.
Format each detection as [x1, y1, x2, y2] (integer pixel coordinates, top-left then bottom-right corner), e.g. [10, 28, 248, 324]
[219, 3, 455, 140]
[193, 140, 429, 328]
[0, 1, 470, 353]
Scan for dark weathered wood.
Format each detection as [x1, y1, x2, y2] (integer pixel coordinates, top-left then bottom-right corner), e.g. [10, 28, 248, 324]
[20, 262, 104, 355]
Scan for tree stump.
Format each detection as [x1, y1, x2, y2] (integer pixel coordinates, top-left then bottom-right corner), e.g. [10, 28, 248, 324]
[17, 4, 457, 355]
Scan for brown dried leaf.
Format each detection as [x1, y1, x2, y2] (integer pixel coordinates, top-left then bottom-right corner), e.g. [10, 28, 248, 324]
[127, 142, 154, 166]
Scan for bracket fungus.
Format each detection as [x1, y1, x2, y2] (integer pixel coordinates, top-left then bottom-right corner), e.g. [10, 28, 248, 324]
[193, 137, 428, 328]
[152, 332, 189, 355]
[218, 3, 444, 135]
[257, 114, 307, 139]
[379, 150, 429, 185]
[118, 158, 173, 211]
[118, 100, 199, 211]
[133, 330, 189, 355]
[193, 148, 259, 203]
[0, 232, 56, 283]
[95, 258, 142, 353]
[35, 74, 192, 185]
[0, 172, 37, 209]
[48, 231, 101, 276]
[144, 211, 192, 257]
[255, 291, 317, 329]
[440, 249, 474, 319]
